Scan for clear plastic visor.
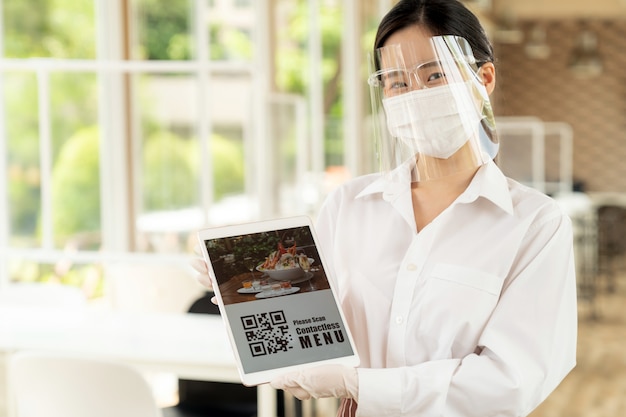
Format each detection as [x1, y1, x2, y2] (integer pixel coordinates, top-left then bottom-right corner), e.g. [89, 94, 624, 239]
[367, 35, 498, 183]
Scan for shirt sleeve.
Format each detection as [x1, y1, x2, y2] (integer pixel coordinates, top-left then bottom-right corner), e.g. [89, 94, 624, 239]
[356, 209, 578, 417]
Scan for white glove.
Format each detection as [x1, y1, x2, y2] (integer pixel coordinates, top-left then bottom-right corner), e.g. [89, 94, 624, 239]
[190, 257, 212, 290]
[191, 244, 218, 305]
[270, 365, 358, 401]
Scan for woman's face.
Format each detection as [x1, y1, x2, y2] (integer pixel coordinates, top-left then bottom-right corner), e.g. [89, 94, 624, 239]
[379, 25, 496, 97]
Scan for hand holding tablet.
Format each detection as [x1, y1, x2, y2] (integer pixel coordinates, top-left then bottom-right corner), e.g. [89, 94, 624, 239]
[270, 364, 358, 400]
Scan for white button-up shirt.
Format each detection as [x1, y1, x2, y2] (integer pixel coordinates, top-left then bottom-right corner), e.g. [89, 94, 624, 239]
[315, 160, 577, 417]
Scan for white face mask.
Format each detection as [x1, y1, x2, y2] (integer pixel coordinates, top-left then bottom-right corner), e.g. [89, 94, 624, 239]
[382, 81, 482, 159]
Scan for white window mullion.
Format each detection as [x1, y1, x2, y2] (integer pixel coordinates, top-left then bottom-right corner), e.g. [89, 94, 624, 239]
[125, 0, 144, 242]
[0, 0, 8, 287]
[308, 0, 324, 177]
[36, 69, 54, 249]
[342, 0, 364, 177]
[0, 76, 7, 287]
[194, 0, 214, 226]
[95, 0, 130, 251]
[253, 0, 273, 218]
[378, 0, 393, 19]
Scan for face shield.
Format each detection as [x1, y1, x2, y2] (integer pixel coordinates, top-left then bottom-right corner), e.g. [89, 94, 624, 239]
[368, 35, 499, 182]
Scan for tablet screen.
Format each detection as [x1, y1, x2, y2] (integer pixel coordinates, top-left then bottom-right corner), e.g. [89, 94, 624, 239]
[198, 216, 359, 385]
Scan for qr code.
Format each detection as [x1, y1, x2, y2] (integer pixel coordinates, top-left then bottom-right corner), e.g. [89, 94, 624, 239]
[241, 310, 294, 357]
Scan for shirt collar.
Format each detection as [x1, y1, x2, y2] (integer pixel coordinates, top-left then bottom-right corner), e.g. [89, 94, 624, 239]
[355, 159, 514, 215]
[355, 159, 414, 201]
[458, 160, 514, 215]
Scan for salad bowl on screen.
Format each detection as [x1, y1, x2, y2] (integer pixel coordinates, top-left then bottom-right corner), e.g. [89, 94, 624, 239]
[256, 244, 314, 281]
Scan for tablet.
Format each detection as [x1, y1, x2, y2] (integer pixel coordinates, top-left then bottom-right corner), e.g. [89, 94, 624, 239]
[197, 215, 360, 386]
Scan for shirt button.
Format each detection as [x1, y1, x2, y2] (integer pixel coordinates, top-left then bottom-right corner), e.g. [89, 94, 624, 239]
[395, 316, 403, 324]
[406, 263, 417, 271]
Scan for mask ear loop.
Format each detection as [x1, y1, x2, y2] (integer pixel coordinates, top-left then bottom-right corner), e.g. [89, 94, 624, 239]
[474, 66, 499, 159]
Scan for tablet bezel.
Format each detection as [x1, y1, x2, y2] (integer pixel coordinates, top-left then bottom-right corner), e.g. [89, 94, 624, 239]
[197, 215, 360, 386]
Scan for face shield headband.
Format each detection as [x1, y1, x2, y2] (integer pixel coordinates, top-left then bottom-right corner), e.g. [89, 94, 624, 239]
[367, 35, 499, 183]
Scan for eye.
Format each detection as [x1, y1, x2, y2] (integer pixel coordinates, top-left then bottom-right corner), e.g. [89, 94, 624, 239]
[383, 81, 410, 97]
[382, 71, 411, 95]
[388, 80, 409, 89]
[416, 61, 450, 87]
[426, 71, 445, 82]
[421, 69, 448, 87]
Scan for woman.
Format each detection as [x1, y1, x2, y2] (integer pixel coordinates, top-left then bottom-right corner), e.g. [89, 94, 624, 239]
[193, 1, 577, 416]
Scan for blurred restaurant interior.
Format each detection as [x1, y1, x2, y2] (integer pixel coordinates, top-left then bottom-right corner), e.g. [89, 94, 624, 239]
[1, 0, 626, 416]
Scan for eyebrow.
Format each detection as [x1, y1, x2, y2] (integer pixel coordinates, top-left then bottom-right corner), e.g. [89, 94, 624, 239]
[414, 60, 441, 70]
[380, 69, 408, 82]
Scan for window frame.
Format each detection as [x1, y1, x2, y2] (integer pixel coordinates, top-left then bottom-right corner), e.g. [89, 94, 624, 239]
[0, 0, 377, 294]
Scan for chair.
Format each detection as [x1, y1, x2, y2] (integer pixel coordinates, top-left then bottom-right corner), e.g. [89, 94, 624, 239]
[596, 205, 626, 293]
[106, 262, 206, 313]
[9, 350, 163, 417]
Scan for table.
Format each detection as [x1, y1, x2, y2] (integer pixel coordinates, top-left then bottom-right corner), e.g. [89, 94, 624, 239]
[218, 267, 330, 305]
[0, 305, 277, 417]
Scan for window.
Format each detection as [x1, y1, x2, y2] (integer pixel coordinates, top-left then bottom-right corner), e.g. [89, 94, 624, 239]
[0, 0, 381, 306]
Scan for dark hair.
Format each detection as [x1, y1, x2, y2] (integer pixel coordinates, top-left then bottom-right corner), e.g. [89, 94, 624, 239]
[374, 0, 494, 65]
